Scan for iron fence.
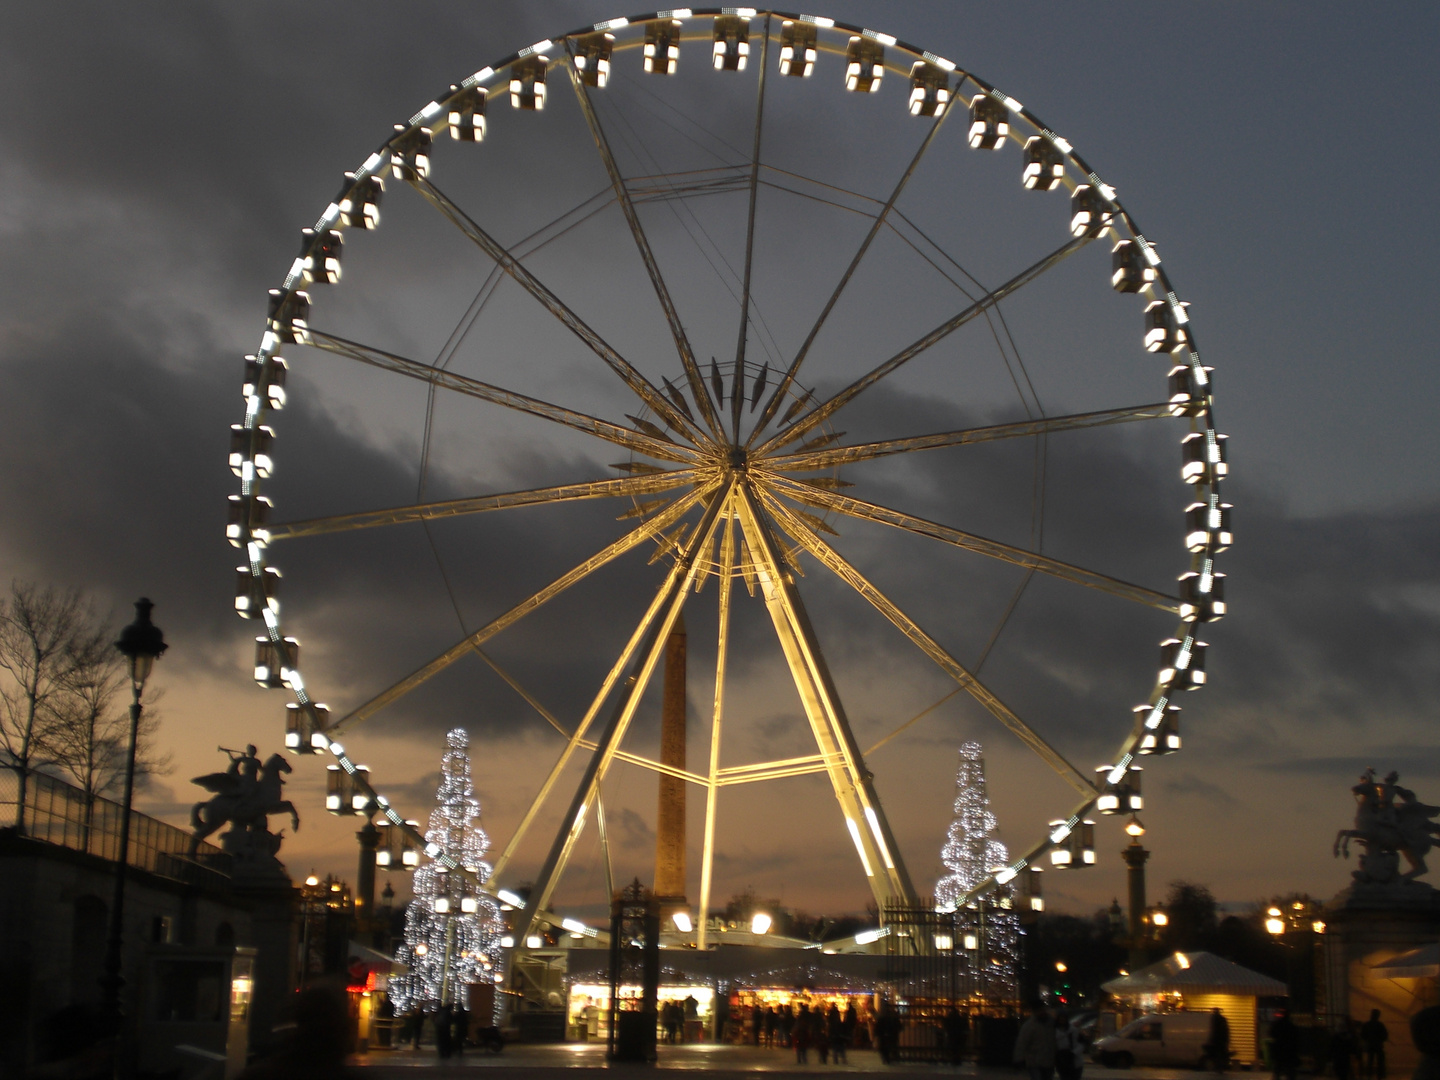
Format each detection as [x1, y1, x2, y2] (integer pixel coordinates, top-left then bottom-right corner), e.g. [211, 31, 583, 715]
[0, 765, 230, 888]
[881, 900, 1020, 1062]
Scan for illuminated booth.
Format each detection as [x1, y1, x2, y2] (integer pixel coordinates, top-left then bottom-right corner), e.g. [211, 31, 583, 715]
[1102, 951, 1286, 1066]
[564, 945, 892, 1044]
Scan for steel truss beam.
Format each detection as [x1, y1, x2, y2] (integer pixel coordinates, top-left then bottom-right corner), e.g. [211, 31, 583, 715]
[563, 50, 725, 445]
[517, 483, 733, 935]
[307, 329, 697, 464]
[328, 481, 718, 737]
[762, 474, 1178, 613]
[730, 15, 771, 443]
[757, 236, 1092, 455]
[697, 492, 735, 949]
[269, 471, 696, 541]
[760, 490, 1095, 797]
[733, 483, 918, 910]
[767, 403, 1173, 473]
[409, 178, 709, 447]
[749, 98, 953, 447]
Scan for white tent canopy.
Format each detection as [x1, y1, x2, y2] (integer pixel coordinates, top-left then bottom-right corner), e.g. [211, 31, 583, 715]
[1103, 951, 1287, 997]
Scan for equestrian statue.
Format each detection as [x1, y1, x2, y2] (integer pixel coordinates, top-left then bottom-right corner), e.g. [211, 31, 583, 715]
[1334, 768, 1440, 884]
[189, 744, 300, 861]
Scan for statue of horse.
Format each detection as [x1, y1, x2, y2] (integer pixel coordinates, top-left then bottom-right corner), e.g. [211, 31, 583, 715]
[1334, 772, 1440, 882]
[189, 752, 299, 856]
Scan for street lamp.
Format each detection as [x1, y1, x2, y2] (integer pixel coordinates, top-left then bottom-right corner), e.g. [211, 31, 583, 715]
[102, 598, 167, 1071]
[1265, 907, 1286, 937]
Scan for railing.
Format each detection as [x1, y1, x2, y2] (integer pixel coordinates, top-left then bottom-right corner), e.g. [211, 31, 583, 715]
[0, 766, 231, 888]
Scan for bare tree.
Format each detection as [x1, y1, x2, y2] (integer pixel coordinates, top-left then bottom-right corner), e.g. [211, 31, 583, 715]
[46, 624, 172, 845]
[0, 582, 172, 837]
[0, 582, 88, 833]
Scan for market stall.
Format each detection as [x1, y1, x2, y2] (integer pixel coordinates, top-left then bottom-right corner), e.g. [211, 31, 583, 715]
[1102, 951, 1286, 1066]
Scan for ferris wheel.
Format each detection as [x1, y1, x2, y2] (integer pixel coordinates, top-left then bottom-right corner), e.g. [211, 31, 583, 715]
[228, 8, 1229, 940]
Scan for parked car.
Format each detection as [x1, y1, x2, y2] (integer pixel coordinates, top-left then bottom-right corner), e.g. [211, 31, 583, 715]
[1091, 1012, 1211, 1069]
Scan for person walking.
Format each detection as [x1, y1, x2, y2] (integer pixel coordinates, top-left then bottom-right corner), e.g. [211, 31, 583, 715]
[795, 1004, 811, 1064]
[815, 1007, 830, 1065]
[1362, 1010, 1389, 1080]
[1268, 1009, 1299, 1080]
[1055, 1012, 1082, 1080]
[876, 1000, 902, 1065]
[1014, 1003, 1057, 1080]
[451, 1000, 468, 1057]
[1207, 1008, 1231, 1073]
[842, 1001, 858, 1054]
[829, 1005, 848, 1064]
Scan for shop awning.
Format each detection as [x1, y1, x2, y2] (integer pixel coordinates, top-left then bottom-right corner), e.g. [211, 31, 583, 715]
[1371, 943, 1440, 979]
[1102, 951, 1286, 997]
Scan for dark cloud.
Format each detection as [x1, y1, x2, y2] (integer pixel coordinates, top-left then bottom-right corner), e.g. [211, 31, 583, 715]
[2, 2, 1437, 912]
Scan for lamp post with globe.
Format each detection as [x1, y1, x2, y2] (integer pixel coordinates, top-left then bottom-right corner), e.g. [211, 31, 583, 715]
[101, 598, 167, 1072]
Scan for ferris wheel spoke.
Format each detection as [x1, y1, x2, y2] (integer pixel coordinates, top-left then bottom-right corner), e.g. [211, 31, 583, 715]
[756, 236, 1092, 455]
[734, 483, 918, 909]
[759, 490, 1096, 797]
[729, 15, 772, 444]
[561, 54, 726, 444]
[325, 480, 720, 737]
[762, 475, 1179, 613]
[768, 403, 1173, 472]
[268, 470, 699, 541]
[305, 329, 698, 464]
[515, 482, 733, 933]
[408, 177, 712, 447]
[747, 110, 954, 447]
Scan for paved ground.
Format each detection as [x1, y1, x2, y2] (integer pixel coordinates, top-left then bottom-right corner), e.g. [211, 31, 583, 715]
[351, 1042, 1232, 1080]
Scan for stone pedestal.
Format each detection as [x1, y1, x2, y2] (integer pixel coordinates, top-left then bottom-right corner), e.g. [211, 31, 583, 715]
[1323, 880, 1440, 1075]
[224, 829, 297, 1057]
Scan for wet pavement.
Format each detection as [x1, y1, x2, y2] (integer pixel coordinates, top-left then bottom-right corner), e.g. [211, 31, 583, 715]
[351, 1042, 1240, 1079]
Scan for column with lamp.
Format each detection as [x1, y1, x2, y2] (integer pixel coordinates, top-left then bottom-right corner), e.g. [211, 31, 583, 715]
[1266, 900, 1323, 1016]
[1119, 814, 1151, 968]
[101, 598, 167, 1073]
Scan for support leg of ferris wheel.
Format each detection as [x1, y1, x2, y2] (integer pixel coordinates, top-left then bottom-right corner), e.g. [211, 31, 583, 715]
[733, 483, 918, 915]
[518, 485, 732, 938]
[696, 496, 737, 950]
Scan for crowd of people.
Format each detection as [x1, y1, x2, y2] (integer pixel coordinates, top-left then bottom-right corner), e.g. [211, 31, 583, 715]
[740, 1000, 865, 1063]
[396, 1001, 474, 1057]
[1013, 1002, 1087, 1080]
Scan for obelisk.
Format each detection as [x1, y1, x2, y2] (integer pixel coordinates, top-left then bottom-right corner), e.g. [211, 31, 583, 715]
[654, 615, 688, 908]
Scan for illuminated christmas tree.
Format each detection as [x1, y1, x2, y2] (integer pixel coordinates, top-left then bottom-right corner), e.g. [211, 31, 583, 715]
[390, 729, 504, 1017]
[935, 741, 1018, 998]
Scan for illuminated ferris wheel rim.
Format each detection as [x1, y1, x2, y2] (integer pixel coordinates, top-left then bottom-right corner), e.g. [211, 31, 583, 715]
[228, 8, 1230, 932]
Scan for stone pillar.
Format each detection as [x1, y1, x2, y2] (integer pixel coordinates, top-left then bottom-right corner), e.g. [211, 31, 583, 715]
[1323, 882, 1440, 1076]
[1121, 839, 1150, 967]
[224, 830, 298, 1057]
[654, 616, 687, 905]
[231, 879, 297, 1056]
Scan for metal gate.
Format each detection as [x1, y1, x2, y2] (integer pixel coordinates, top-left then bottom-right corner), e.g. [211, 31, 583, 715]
[881, 901, 1017, 1062]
